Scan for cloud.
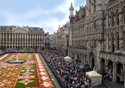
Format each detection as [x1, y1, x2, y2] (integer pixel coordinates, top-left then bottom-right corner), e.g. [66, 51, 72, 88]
[0, 0, 86, 34]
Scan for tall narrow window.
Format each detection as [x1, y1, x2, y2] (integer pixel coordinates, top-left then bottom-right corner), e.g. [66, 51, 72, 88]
[107, 34, 109, 50]
[111, 33, 115, 52]
[116, 10, 119, 25]
[116, 32, 119, 50]
[124, 32, 125, 51]
[94, 0, 96, 12]
[89, 0, 91, 14]
[111, 12, 114, 27]
[94, 17, 96, 31]
[124, 7, 125, 24]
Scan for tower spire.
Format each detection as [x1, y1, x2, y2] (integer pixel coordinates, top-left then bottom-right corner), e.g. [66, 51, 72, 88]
[69, 2, 74, 19]
[70, 2, 74, 10]
[71, 2, 73, 8]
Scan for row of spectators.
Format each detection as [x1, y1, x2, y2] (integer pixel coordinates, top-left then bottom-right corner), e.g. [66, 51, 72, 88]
[42, 49, 94, 88]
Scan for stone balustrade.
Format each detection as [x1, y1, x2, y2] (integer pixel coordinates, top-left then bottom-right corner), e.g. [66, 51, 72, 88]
[99, 51, 125, 62]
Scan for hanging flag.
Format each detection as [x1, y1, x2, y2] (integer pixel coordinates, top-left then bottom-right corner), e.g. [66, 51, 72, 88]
[78, 11, 81, 19]
[85, 5, 91, 12]
[75, 15, 78, 22]
[89, 0, 93, 6]
[66, 42, 69, 47]
[85, 6, 88, 11]
[78, 10, 84, 19]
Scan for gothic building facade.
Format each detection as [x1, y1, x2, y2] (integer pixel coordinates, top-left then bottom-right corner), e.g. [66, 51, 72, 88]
[68, 0, 125, 86]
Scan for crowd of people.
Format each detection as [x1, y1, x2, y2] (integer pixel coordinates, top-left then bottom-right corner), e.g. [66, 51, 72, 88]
[42, 49, 94, 88]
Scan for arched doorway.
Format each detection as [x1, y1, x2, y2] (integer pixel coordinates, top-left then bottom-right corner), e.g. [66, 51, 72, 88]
[101, 59, 105, 70]
[90, 52, 95, 69]
[116, 62, 123, 83]
[123, 32, 125, 51]
[108, 60, 113, 74]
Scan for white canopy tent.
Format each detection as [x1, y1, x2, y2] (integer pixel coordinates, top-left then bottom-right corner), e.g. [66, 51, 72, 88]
[86, 71, 102, 86]
[64, 56, 72, 62]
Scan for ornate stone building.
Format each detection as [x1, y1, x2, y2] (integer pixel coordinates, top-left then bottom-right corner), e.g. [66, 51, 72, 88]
[60, 23, 70, 55]
[100, 0, 125, 86]
[0, 25, 45, 49]
[68, 0, 125, 86]
[50, 23, 70, 55]
[56, 26, 62, 52]
[44, 32, 50, 49]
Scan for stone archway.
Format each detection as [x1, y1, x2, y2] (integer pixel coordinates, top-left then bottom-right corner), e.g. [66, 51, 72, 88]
[116, 62, 124, 83]
[108, 60, 113, 74]
[101, 59, 105, 70]
[89, 52, 95, 69]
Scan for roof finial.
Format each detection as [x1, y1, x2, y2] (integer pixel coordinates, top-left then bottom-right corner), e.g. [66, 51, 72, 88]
[70, 2, 74, 10]
[71, 2, 73, 8]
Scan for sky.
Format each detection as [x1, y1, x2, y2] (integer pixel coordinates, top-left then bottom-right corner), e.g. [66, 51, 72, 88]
[0, 0, 86, 34]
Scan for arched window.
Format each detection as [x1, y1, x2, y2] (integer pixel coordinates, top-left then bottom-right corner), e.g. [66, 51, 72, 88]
[107, 34, 109, 50]
[123, 32, 125, 51]
[93, 0, 96, 12]
[116, 10, 119, 25]
[111, 12, 114, 27]
[123, 7, 125, 24]
[111, 33, 115, 52]
[89, 0, 91, 14]
[85, 54, 86, 63]
[94, 17, 96, 30]
[116, 32, 119, 50]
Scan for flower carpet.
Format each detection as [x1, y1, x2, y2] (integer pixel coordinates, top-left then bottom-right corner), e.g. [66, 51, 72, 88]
[0, 53, 55, 88]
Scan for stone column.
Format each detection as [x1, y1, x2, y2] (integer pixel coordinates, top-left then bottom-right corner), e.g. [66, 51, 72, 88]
[122, 65, 125, 87]
[12, 33, 13, 49]
[113, 62, 116, 82]
[22, 33, 23, 48]
[16, 33, 18, 48]
[39, 34, 40, 49]
[25, 34, 26, 49]
[105, 60, 108, 73]
[30, 33, 31, 48]
[27, 34, 28, 48]
[37, 33, 38, 48]
[14, 33, 15, 49]
[3, 33, 4, 48]
[9, 33, 10, 49]
[35, 33, 36, 48]
[0, 33, 2, 48]
[6, 33, 7, 49]
[124, 73, 125, 87]
[38, 34, 40, 48]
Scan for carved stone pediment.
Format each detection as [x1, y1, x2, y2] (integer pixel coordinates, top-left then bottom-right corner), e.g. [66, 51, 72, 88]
[12, 29, 28, 33]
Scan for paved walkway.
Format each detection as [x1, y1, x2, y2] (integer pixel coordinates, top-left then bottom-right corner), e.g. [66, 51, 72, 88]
[103, 80, 124, 88]
[94, 85, 106, 88]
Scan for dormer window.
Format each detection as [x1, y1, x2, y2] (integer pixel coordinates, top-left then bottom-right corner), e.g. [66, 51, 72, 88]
[37, 29, 40, 32]
[6, 28, 10, 31]
[30, 28, 33, 32]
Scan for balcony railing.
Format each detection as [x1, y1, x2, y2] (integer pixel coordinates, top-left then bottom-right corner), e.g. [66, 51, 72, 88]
[99, 51, 125, 56]
[99, 51, 125, 61]
[68, 46, 87, 50]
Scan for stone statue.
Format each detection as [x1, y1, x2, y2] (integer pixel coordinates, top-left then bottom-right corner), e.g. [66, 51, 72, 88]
[119, 14, 123, 24]
[114, 16, 116, 25]
[109, 18, 111, 27]
[91, 23, 94, 28]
